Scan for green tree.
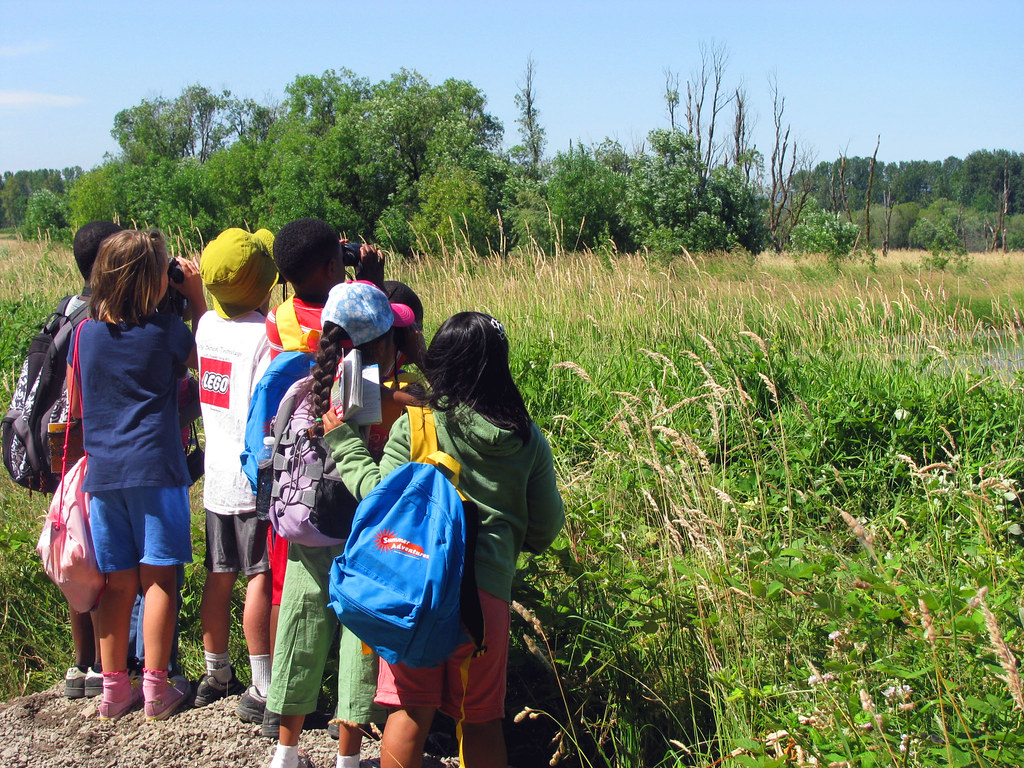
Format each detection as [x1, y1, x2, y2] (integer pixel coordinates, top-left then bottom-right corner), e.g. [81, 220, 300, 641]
[112, 85, 239, 165]
[67, 163, 120, 227]
[410, 165, 497, 254]
[547, 144, 629, 251]
[24, 189, 71, 242]
[625, 128, 765, 254]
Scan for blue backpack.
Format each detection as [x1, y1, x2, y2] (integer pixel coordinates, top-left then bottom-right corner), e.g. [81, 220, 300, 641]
[328, 407, 484, 669]
[240, 350, 314, 494]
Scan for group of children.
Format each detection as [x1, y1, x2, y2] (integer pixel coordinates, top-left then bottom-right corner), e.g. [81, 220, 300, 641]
[55, 217, 565, 768]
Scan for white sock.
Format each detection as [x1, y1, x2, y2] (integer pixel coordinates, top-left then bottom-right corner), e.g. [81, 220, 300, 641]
[337, 754, 360, 768]
[204, 650, 231, 682]
[270, 744, 298, 768]
[250, 653, 272, 697]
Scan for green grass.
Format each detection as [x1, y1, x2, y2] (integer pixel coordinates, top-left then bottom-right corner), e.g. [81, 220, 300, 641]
[4, 239, 1024, 765]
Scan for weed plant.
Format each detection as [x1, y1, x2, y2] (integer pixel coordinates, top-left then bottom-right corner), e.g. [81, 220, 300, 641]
[3, 238, 1024, 766]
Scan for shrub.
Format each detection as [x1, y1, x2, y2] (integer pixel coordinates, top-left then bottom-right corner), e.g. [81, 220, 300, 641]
[790, 208, 860, 261]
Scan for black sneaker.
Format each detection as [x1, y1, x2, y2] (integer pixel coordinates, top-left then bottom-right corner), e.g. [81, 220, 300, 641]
[236, 685, 266, 724]
[193, 667, 245, 707]
[64, 666, 88, 699]
[261, 707, 281, 739]
[84, 667, 103, 698]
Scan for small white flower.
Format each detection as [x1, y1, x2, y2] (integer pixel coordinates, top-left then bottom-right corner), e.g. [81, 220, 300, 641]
[894, 408, 909, 420]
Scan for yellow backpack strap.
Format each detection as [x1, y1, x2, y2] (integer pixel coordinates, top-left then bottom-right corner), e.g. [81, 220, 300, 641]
[276, 298, 319, 354]
[407, 406, 461, 488]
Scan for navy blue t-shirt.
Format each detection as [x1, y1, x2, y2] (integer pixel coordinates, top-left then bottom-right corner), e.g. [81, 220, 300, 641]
[69, 314, 194, 492]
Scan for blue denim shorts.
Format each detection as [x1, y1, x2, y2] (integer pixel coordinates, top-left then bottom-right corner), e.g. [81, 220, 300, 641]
[89, 486, 193, 573]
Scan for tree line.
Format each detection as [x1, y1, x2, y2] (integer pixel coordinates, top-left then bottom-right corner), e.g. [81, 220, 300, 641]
[3, 59, 1022, 257]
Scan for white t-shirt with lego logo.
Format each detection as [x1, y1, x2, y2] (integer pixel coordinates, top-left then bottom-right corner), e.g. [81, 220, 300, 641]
[196, 310, 271, 515]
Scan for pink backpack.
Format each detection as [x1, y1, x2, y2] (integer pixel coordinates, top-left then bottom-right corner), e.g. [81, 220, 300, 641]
[38, 455, 104, 612]
[36, 322, 104, 613]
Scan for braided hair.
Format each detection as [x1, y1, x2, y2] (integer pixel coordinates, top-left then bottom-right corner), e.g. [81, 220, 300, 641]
[309, 321, 396, 437]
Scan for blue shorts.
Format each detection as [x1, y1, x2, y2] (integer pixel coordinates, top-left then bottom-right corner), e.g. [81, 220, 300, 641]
[89, 486, 193, 573]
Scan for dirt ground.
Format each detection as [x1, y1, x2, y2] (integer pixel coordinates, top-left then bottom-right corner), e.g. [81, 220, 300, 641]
[0, 684, 460, 768]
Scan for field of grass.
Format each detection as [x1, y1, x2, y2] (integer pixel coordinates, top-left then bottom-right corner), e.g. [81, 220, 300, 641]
[3, 235, 1024, 766]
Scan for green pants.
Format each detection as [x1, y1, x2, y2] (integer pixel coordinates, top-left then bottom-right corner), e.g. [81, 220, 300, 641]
[267, 542, 386, 723]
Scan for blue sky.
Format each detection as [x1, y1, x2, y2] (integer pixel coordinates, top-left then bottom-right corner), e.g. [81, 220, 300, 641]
[2, 0, 1022, 173]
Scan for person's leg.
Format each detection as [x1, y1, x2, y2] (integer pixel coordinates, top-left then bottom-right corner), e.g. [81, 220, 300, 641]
[277, 713, 306, 747]
[69, 605, 95, 668]
[169, 563, 185, 676]
[96, 568, 143, 719]
[97, 569, 139, 674]
[459, 719, 507, 768]
[139, 563, 178, 672]
[379, 706, 435, 768]
[129, 593, 144, 669]
[243, 570, 272, 655]
[335, 626, 386, 761]
[201, 570, 238, 652]
[266, 544, 337, 740]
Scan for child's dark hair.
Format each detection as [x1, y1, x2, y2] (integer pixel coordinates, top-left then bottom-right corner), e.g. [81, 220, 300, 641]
[310, 321, 396, 437]
[274, 218, 338, 287]
[73, 221, 122, 282]
[89, 229, 168, 325]
[424, 312, 532, 441]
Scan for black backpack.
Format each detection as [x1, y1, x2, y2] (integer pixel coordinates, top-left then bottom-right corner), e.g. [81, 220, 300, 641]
[2, 295, 90, 493]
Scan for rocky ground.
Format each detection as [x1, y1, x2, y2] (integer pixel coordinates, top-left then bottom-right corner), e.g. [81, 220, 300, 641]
[0, 684, 461, 768]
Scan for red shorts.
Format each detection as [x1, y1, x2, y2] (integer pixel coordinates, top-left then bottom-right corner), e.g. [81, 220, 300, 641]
[375, 590, 510, 723]
[267, 529, 289, 606]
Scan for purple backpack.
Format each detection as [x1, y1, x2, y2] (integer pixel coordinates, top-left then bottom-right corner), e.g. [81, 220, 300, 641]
[267, 377, 357, 547]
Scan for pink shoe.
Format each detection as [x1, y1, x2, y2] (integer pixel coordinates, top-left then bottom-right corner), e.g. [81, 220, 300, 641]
[143, 669, 191, 721]
[98, 670, 142, 720]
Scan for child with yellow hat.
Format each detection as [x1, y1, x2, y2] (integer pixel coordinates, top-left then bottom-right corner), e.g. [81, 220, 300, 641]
[194, 227, 279, 723]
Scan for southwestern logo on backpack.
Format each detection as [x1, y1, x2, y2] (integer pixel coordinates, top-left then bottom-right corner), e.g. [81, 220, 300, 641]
[328, 407, 485, 669]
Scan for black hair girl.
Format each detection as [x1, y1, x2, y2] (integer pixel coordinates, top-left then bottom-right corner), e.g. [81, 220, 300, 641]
[423, 311, 531, 441]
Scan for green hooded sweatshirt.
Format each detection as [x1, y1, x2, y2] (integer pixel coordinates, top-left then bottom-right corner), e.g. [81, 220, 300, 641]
[325, 407, 564, 602]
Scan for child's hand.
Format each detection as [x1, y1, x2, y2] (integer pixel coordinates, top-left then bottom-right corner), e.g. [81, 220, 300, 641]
[353, 244, 385, 289]
[322, 406, 344, 433]
[174, 258, 208, 311]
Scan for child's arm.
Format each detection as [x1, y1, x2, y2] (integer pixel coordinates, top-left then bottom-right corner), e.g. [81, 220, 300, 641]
[353, 244, 385, 290]
[171, 257, 205, 368]
[66, 364, 81, 419]
[170, 258, 208, 335]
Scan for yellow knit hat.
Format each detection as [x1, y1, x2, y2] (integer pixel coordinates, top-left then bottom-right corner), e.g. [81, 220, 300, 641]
[200, 228, 278, 319]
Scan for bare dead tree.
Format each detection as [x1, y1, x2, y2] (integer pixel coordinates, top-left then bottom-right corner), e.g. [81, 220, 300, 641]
[685, 41, 732, 180]
[882, 185, 895, 257]
[730, 83, 755, 182]
[664, 68, 680, 131]
[999, 158, 1010, 253]
[858, 135, 881, 251]
[765, 74, 814, 252]
[838, 153, 852, 222]
[515, 55, 545, 178]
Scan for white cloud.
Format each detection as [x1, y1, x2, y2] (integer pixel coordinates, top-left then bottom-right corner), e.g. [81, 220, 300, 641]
[0, 91, 85, 108]
[0, 41, 53, 57]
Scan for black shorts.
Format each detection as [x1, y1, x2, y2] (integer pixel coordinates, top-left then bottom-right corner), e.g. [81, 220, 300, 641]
[204, 510, 271, 576]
